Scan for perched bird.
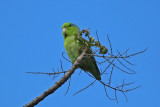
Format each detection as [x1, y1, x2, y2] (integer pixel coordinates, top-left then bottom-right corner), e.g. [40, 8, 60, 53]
[62, 22, 101, 80]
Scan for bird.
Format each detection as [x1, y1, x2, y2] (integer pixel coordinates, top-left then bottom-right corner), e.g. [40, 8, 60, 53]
[62, 22, 101, 80]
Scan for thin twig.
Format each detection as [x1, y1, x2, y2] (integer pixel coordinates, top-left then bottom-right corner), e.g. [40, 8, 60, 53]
[122, 92, 128, 102]
[107, 35, 113, 55]
[117, 50, 135, 66]
[62, 52, 72, 63]
[96, 30, 100, 42]
[109, 65, 114, 86]
[127, 48, 147, 57]
[104, 57, 136, 74]
[94, 48, 147, 59]
[73, 80, 96, 96]
[116, 58, 136, 73]
[65, 77, 71, 95]
[26, 71, 67, 75]
[104, 86, 116, 100]
[115, 90, 118, 103]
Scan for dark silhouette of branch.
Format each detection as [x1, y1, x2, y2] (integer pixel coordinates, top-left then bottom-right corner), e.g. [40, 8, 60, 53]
[23, 49, 88, 107]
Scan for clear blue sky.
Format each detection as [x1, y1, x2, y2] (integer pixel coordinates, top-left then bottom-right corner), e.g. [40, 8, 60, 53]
[0, 0, 160, 107]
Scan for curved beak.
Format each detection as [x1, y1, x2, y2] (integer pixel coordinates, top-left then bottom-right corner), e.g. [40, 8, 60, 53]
[62, 28, 67, 38]
[62, 28, 66, 35]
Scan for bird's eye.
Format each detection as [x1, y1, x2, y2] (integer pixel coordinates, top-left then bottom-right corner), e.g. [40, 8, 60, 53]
[69, 24, 72, 27]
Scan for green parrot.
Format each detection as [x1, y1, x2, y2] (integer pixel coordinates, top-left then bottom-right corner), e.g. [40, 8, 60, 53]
[62, 22, 101, 80]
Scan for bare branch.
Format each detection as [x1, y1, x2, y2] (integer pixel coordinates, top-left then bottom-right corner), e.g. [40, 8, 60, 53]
[25, 30, 147, 106]
[24, 49, 88, 107]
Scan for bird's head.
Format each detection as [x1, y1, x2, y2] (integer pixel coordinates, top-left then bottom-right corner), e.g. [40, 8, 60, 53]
[62, 22, 80, 39]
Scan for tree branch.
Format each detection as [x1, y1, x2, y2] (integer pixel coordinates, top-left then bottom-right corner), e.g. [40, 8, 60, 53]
[23, 49, 88, 107]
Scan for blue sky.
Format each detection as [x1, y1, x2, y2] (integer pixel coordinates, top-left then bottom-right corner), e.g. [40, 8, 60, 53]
[0, 0, 160, 107]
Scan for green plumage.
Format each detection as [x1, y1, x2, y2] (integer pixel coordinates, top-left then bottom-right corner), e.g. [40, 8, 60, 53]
[62, 22, 101, 80]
